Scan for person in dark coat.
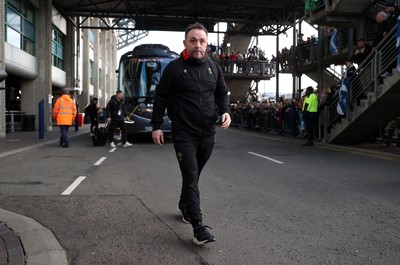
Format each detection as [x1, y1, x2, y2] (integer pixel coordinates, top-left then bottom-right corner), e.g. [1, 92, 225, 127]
[384, 2, 400, 37]
[152, 22, 231, 246]
[106, 90, 132, 148]
[351, 38, 372, 65]
[372, 11, 387, 53]
[86, 97, 99, 135]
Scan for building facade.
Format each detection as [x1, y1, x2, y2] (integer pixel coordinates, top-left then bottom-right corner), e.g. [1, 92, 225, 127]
[1, 0, 117, 137]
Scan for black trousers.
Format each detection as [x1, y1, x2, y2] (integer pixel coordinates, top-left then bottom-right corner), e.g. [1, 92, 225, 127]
[304, 112, 318, 143]
[90, 117, 99, 133]
[59, 125, 70, 145]
[108, 120, 127, 143]
[173, 135, 215, 223]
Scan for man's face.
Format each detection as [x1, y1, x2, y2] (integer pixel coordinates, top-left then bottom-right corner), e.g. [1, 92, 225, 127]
[357, 40, 365, 48]
[376, 14, 384, 23]
[116, 92, 123, 101]
[183, 29, 208, 60]
[385, 6, 394, 13]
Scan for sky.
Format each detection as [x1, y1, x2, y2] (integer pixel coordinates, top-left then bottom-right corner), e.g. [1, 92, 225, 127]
[117, 22, 318, 97]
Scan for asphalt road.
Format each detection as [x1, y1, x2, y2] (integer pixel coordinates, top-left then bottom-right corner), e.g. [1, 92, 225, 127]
[0, 127, 399, 265]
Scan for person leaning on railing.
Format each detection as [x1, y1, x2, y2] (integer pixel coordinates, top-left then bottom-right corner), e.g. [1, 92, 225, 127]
[371, 11, 387, 54]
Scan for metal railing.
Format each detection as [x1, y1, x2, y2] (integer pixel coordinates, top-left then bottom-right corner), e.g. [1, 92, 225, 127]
[325, 65, 343, 81]
[216, 60, 276, 76]
[326, 25, 398, 130]
[6, 110, 24, 133]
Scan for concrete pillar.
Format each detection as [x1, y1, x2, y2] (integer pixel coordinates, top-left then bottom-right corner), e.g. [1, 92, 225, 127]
[23, 0, 53, 131]
[64, 19, 75, 89]
[102, 30, 117, 108]
[111, 31, 117, 101]
[0, 2, 6, 138]
[82, 20, 91, 104]
[348, 28, 354, 59]
[93, 18, 99, 100]
[103, 30, 112, 107]
[110, 32, 117, 97]
[100, 29, 106, 101]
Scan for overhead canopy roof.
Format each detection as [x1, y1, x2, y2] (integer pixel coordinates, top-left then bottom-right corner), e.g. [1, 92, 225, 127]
[53, 0, 306, 35]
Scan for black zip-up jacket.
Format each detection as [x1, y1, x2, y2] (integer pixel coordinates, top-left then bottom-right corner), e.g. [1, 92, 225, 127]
[106, 95, 126, 122]
[152, 51, 231, 139]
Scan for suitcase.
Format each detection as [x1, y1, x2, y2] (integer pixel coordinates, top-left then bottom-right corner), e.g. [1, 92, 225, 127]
[92, 123, 109, 146]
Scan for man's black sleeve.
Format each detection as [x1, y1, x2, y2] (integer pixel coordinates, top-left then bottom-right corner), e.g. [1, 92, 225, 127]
[214, 63, 231, 115]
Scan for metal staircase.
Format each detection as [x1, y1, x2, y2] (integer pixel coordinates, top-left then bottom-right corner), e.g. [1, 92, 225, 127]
[324, 27, 400, 144]
[305, 67, 341, 89]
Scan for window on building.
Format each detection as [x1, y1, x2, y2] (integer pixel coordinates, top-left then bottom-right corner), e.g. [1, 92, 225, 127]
[89, 30, 95, 46]
[52, 27, 64, 69]
[99, 68, 103, 90]
[4, 0, 35, 55]
[90, 60, 94, 85]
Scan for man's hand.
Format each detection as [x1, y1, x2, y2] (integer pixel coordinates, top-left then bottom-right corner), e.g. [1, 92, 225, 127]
[220, 113, 231, 129]
[152, 129, 164, 145]
[106, 117, 111, 123]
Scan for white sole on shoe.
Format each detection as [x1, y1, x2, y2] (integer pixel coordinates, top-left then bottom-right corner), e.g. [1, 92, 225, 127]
[193, 237, 215, 246]
[176, 206, 191, 224]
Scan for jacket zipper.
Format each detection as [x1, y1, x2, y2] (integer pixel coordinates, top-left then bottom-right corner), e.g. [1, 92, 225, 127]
[198, 63, 203, 139]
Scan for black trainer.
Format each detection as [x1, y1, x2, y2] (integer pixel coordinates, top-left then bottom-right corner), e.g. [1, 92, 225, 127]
[177, 206, 191, 224]
[193, 225, 215, 245]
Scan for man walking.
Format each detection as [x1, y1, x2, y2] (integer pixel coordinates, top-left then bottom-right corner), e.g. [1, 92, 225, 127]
[106, 90, 132, 148]
[52, 88, 77, 148]
[152, 22, 231, 245]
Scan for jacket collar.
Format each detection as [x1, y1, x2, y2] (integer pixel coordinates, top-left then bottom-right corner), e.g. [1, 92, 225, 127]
[61, 94, 72, 101]
[181, 49, 206, 64]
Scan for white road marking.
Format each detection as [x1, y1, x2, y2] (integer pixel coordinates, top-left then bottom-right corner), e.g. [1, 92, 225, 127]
[248, 151, 285, 164]
[109, 148, 117, 153]
[94, 157, 107, 165]
[61, 176, 86, 195]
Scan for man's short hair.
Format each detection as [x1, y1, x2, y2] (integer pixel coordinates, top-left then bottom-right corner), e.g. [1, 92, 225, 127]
[385, 1, 395, 7]
[116, 90, 122, 94]
[60, 88, 69, 95]
[185, 22, 208, 39]
[376, 11, 387, 19]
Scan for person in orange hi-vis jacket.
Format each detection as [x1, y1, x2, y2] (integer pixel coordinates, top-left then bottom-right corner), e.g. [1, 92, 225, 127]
[52, 88, 77, 148]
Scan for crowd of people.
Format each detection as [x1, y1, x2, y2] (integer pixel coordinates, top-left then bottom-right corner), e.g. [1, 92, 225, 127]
[230, 92, 324, 142]
[230, 85, 399, 148]
[207, 43, 276, 75]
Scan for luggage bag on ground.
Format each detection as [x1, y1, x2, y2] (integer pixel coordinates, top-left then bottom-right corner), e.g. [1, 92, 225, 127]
[92, 123, 109, 146]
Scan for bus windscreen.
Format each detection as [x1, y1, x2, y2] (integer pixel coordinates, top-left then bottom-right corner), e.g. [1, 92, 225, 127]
[119, 59, 170, 100]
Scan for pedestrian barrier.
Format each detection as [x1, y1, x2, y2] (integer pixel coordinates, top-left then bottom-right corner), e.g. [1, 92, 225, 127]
[5, 111, 24, 133]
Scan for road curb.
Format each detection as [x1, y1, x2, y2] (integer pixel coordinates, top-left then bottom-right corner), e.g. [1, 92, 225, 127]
[0, 208, 68, 265]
